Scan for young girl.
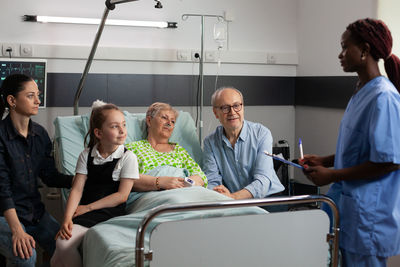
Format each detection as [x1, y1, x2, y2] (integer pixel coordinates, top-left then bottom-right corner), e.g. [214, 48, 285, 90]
[50, 102, 139, 267]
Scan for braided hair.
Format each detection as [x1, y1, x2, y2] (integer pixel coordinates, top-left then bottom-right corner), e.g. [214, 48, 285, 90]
[347, 18, 400, 92]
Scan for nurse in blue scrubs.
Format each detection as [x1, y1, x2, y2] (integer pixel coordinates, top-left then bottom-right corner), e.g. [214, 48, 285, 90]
[301, 18, 400, 267]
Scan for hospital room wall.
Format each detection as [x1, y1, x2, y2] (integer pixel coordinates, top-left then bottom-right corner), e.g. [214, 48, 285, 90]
[293, 0, 377, 187]
[0, 0, 298, 155]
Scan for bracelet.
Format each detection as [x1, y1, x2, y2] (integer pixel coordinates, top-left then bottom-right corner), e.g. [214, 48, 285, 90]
[155, 177, 161, 190]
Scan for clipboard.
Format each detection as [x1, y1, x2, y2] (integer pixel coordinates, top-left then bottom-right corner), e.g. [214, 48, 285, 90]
[264, 151, 305, 170]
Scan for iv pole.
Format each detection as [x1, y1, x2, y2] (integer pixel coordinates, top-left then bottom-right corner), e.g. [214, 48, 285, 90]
[73, 0, 165, 115]
[181, 14, 225, 145]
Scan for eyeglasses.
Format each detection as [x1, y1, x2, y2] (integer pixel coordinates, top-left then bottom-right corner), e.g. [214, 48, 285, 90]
[217, 103, 243, 114]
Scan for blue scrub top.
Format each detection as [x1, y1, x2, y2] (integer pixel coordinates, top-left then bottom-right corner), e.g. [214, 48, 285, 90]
[327, 76, 400, 257]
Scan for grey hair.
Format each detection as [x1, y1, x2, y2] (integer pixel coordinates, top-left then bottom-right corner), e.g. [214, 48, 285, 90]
[211, 86, 244, 107]
[146, 102, 179, 119]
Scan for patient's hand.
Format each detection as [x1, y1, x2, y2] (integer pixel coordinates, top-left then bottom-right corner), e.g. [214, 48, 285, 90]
[188, 175, 204, 187]
[213, 185, 232, 198]
[159, 176, 185, 190]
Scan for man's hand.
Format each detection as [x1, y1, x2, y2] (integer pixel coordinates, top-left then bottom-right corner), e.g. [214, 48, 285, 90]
[213, 185, 233, 198]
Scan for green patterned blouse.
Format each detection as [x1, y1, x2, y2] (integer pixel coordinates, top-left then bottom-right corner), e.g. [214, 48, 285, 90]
[126, 140, 207, 187]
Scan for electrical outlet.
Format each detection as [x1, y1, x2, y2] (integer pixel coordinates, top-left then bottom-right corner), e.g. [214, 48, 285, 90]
[20, 44, 33, 57]
[2, 43, 19, 57]
[177, 50, 190, 61]
[191, 50, 200, 62]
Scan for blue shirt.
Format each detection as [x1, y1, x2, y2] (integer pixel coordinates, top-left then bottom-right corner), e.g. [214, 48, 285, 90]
[203, 120, 284, 198]
[327, 76, 400, 257]
[0, 115, 72, 225]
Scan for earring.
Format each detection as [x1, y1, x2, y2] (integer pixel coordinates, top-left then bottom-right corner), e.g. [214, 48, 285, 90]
[361, 53, 366, 60]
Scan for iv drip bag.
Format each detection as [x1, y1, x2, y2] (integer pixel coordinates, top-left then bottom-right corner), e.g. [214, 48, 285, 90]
[214, 21, 227, 48]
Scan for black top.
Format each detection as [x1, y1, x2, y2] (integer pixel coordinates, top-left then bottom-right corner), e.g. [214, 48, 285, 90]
[72, 147, 126, 228]
[0, 115, 73, 225]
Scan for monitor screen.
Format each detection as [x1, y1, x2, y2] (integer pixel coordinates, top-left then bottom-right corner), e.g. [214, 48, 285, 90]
[0, 59, 47, 107]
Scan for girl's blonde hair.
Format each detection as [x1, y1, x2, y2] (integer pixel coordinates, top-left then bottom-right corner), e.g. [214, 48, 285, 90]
[84, 103, 121, 149]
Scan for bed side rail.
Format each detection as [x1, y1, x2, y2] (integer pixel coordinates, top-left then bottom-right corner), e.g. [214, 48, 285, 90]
[135, 194, 339, 267]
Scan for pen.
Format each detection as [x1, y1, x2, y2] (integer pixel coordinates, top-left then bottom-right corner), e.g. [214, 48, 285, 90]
[299, 138, 304, 159]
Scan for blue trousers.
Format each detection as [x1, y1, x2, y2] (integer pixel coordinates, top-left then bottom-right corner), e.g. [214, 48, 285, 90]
[0, 212, 59, 267]
[341, 249, 387, 267]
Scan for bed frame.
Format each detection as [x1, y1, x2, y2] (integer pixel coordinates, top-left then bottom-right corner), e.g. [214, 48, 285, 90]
[53, 111, 340, 267]
[136, 195, 339, 267]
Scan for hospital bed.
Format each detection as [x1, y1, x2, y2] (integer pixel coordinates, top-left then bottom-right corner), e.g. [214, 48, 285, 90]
[53, 110, 339, 267]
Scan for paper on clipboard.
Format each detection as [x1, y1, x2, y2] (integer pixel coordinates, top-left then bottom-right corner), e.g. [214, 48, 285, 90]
[264, 151, 305, 170]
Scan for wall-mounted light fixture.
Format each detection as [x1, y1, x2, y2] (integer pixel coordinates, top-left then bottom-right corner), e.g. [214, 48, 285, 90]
[28, 0, 169, 115]
[23, 15, 177, 28]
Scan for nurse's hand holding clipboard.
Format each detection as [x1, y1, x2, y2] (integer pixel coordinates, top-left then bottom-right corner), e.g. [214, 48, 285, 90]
[299, 154, 336, 186]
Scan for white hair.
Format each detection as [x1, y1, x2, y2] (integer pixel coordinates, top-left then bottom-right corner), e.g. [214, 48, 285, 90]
[211, 87, 244, 107]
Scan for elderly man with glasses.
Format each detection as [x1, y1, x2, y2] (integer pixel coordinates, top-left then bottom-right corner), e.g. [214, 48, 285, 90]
[203, 87, 284, 199]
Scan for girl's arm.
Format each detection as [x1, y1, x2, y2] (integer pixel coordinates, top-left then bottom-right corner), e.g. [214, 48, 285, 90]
[3, 209, 35, 259]
[73, 178, 134, 217]
[56, 173, 86, 240]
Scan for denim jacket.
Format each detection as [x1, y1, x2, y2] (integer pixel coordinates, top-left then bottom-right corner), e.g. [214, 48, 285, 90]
[0, 115, 72, 225]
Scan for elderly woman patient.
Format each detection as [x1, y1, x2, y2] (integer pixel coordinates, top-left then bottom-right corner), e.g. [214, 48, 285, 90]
[126, 102, 207, 191]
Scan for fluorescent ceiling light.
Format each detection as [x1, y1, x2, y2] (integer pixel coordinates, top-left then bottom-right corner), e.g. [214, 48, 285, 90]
[23, 15, 177, 28]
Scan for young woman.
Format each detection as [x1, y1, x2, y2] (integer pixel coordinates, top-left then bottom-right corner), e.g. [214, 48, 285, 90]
[301, 18, 400, 267]
[0, 74, 73, 266]
[50, 102, 139, 267]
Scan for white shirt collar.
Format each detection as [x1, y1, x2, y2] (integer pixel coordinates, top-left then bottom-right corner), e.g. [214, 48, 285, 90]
[90, 144, 125, 164]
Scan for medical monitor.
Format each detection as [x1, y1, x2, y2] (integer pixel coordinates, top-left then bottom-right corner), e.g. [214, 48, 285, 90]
[0, 59, 47, 107]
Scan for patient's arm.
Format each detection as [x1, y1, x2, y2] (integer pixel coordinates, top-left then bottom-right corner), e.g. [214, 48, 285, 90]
[133, 174, 185, 191]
